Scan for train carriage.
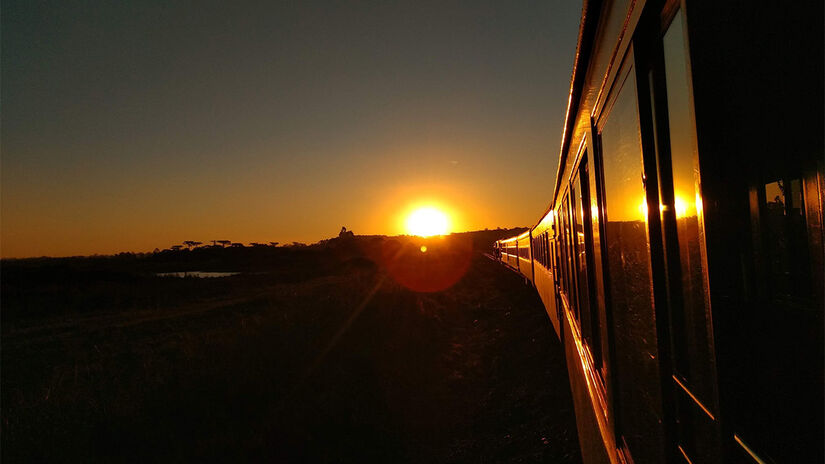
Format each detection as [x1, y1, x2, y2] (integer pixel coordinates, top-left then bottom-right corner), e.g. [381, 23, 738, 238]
[495, 1, 823, 463]
[531, 212, 560, 335]
[515, 231, 534, 283]
[497, 236, 520, 271]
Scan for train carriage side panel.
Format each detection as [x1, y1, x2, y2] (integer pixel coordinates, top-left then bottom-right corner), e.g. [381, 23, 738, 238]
[507, 239, 519, 270]
[560, 292, 612, 464]
[500, 236, 520, 270]
[515, 231, 534, 283]
[532, 212, 561, 337]
[550, 0, 652, 462]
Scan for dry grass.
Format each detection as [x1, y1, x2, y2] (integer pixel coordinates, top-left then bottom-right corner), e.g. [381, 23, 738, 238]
[2, 234, 580, 463]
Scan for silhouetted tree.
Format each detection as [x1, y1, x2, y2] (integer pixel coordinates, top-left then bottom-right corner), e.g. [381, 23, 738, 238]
[217, 240, 231, 248]
[339, 226, 354, 239]
[269, 242, 279, 247]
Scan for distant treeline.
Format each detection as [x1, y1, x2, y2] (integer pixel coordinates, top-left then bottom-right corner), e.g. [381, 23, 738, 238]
[3, 228, 526, 266]
[1, 228, 524, 325]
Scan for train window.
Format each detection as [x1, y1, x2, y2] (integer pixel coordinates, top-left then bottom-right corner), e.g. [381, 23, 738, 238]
[650, 10, 721, 461]
[536, 234, 542, 266]
[538, 233, 544, 267]
[540, 232, 545, 268]
[661, 4, 718, 409]
[761, 178, 811, 301]
[574, 155, 603, 368]
[564, 200, 574, 300]
[571, 167, 592, 338]
[587, 148, 610, 378]
[598, 55, 665, 463]
[558, 211, 566, 286]
[735, 170, 823, 462]
[557, 207, 567, 293]
[561, 195, 578, 319]
[538, 232, 543, 267]
[567, 187, 580, 324]
[546, 232, 550, 268]
[555, 211, 564, 287]
[545, 231, 550, 268]
[542, 232, 547, 268]
[542, 232, 547, 267]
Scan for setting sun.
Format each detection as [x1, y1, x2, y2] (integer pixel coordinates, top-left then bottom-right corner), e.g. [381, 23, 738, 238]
[406, 207, 450, 237]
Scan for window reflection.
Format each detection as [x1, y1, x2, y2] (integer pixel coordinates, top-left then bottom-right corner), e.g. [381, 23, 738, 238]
[762, 178, 810, 300]
[662, 9, 718, 418]
[573, 164, 593, 344]
[655, 11, 728, 462]
[599, 63, 665, 464]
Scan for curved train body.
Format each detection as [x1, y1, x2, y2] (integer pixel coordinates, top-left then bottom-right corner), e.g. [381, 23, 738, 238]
[495, 1, 824, 463]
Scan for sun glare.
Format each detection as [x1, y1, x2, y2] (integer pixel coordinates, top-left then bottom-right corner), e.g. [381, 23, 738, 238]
[406, 207, 450, 237]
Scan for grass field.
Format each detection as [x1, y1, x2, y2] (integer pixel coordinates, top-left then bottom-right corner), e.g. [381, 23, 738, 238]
[2, 233, 580, 463]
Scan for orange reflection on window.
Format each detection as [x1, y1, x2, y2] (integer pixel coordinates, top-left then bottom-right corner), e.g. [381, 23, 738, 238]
[674, 195, 688, 218]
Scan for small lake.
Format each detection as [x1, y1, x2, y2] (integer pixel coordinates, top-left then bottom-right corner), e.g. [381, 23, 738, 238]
[156, 271, 240, 278]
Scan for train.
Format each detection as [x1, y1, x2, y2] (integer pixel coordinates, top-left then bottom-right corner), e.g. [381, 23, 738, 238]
[494, 0, 823, 463]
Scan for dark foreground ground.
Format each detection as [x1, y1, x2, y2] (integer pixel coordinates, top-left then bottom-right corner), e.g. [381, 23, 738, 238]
[2, 232, 580, 463]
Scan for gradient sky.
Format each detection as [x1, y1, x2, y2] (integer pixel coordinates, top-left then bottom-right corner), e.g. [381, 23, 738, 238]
[2, 0, 581, 258]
